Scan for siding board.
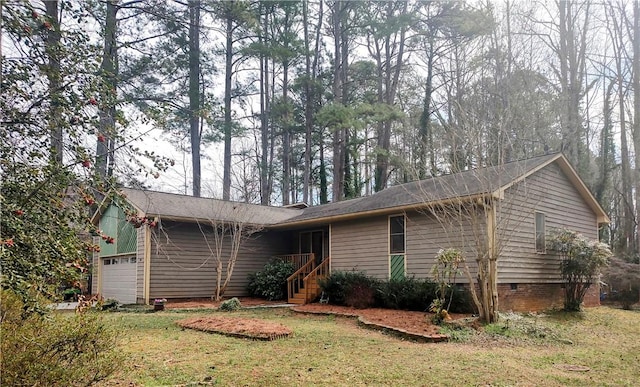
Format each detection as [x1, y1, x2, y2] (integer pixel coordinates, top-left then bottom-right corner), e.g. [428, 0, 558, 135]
[330, 210, 485, 282]
[148, 221, 289, 299]
[331, 216, 388, 278]
[497, 163, 598, 283]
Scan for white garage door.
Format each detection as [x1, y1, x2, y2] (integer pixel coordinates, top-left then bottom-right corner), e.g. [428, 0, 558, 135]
[101, 256, 137, 304]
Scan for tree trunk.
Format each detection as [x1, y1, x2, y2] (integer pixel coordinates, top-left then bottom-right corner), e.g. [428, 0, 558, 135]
[260, 3, 270, 205]
[45, 1, 62, 165]
[633, 1, 640, 255]
[222, 9, 233, 201]
[419, 36, 435, 179]
[331, 0, 345, 202]
[97, 0, 118, 180]
[282, 59, 291, 205]
[189, 0, 201, 197]
[303, 0, 312, 205]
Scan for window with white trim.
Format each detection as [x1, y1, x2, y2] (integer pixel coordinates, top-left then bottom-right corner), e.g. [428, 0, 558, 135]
[389, 215, 405, 254]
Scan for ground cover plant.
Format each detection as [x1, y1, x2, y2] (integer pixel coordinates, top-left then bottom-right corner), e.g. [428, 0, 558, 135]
[97, 306, 640, 386]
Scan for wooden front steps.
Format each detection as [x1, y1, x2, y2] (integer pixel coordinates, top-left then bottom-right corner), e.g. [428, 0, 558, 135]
[289, 281, 321, 304]
[286, 256, 329, 305]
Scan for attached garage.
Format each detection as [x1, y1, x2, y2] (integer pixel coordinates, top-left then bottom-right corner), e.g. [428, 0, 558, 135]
[100, 256, 137, 304]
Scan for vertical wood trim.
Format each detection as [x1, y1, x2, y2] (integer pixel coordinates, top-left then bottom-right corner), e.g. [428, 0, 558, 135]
[144, 226, 151, 305]
[328, 224, 332, 273]
[487, 200, 499, 311]
[96, 252, 102, 298]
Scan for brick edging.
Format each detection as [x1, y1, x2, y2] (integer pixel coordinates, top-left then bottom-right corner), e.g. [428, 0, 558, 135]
[291, 307, 449, 343]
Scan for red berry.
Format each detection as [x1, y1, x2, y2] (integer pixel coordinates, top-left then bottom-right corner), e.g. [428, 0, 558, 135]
[14, 210, 24, 216]
[32, 10, 39, 19]
[4, 238, 14, 247]
[82, 159, 90, 168]
[149, 221, 157, 228]
[43, 21, 52, 30]
[89, 97, 97, 105]
[23, 25, 32, 34]
[84, 197, 95, 205]
[97, 134, 106, 142]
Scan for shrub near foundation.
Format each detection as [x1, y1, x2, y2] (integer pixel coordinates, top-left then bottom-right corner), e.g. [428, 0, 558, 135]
[376, 277, 437, 311]
[319, 271, 379, 308]
[0, 291, 122, 386]
[247, 259, 295, 300]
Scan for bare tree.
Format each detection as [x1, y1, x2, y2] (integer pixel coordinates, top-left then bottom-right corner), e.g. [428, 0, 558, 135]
[202, 215, 263, 301]
[410, 161, 548, 323]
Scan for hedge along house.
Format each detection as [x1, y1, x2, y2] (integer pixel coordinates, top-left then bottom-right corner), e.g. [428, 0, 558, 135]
[93, 153, 609, 311]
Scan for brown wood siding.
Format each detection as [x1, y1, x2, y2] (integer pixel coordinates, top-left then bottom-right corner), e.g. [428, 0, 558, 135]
[330, 216, 389, 279]
[330, 210, 484, 282]
[497, 163, 599, 283]
[405, 209, 484, 283]
[148, 221, 289, 299]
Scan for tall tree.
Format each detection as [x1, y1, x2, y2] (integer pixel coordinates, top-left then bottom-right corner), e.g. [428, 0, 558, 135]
[549, 0, 592, 177]
[632, 0, 640, 257]
[365, 0, 410, 192]
[45, 1, 62, 165]
[189, 0, 201, 197]
[96, 0, 118, 180]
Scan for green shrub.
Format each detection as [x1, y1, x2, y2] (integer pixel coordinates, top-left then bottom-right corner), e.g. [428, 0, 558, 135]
[548, 228, 612, 311]
[247, 258, 296, 301]
[0, 290, 122, 386]
[446, 285, 474, 313]
[376, 277, 437, 311]
[219, 297, 242, 311]
[319, 271, 379, 308]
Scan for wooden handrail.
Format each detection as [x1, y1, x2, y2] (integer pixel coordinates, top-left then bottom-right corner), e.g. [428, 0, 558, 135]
[287, 257, 315, 301]
[276, 253, 314, 272]
[302, 257, 330, 303]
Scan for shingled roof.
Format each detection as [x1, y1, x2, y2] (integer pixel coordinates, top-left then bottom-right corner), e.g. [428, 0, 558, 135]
[107, 153, 607, 227]
[277, 153, 562, 226]
[119, 188, 301, 225]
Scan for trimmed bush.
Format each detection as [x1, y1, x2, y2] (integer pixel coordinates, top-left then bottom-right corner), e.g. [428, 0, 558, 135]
[247, 258, 295, 301]
[319, 271, 379, 308]
[0, 290, 122, 386]
[376, 277, 437, 311]
[319, 271, 474, 312]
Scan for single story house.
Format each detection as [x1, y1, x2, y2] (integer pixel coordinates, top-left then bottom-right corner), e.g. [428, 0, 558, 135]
[91, 153, 609, 311]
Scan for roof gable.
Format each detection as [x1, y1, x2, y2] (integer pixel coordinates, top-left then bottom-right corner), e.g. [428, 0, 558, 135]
[277, 153, 609, 226]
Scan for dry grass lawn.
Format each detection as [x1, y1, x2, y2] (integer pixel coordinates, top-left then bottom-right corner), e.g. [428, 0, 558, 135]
[99, 306, 640, 386]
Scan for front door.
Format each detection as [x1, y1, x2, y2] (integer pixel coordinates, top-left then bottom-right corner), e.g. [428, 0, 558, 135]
[300, 230, 324, 265]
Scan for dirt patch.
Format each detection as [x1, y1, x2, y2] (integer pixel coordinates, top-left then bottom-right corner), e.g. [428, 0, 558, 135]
[292, 304, 469, 338]
[177, 316, 293, 341]
[165, 297, 287, 310]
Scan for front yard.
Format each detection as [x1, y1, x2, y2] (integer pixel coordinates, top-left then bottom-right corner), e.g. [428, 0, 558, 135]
[100, 306, 639, 386]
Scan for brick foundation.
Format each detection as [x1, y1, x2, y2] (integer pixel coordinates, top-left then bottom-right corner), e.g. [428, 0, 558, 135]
[496, 282, 600, 312]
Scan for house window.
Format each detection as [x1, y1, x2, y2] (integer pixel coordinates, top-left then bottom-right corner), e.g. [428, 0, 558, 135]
[389, 215, 405, 254]
[535, 212, 546, 253]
